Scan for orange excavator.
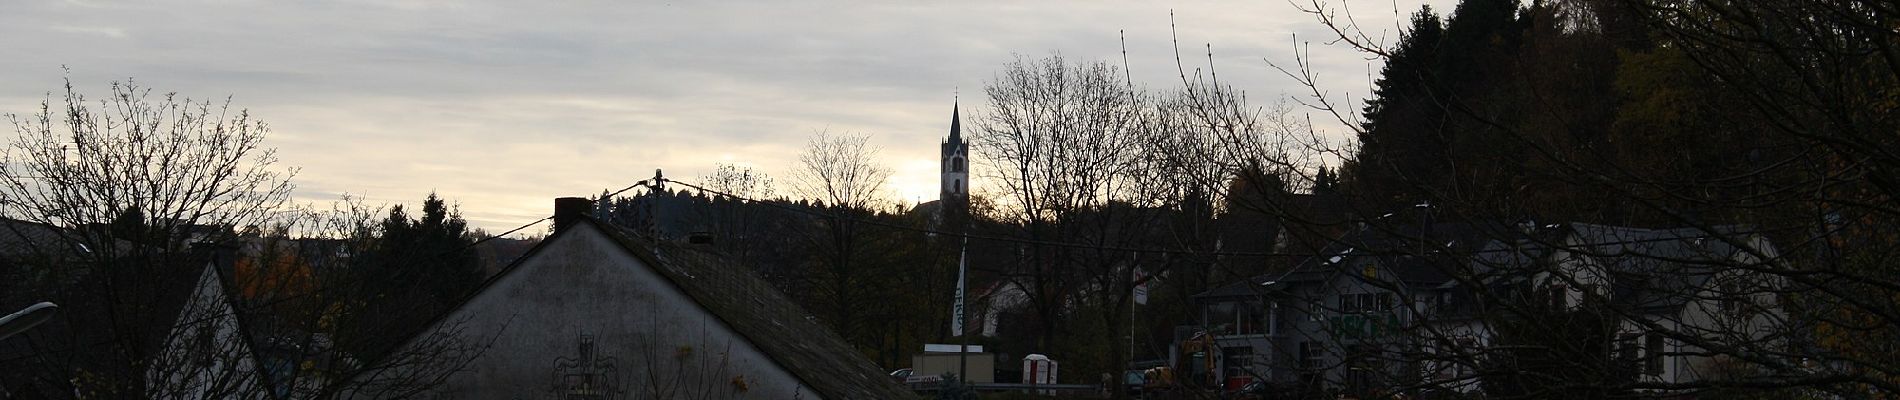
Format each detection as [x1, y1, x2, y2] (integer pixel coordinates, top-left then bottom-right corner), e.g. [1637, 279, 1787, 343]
[1145, 331, 1220, 392]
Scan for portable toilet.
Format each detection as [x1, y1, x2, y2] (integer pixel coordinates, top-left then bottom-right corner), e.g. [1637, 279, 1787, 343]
[1023, 354, 1058, 395]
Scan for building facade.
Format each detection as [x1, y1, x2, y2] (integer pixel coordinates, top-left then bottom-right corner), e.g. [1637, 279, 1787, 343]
[1189, 222, 1789, 397]
[359, 199, 914, 399]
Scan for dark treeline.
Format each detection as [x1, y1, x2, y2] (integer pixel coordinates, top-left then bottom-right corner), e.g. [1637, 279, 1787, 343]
[1349, 0, 1800, 228]
[587, 0, 1900, 397]
[590, 167, 1337, 388]
[1312, 0, 1899, 397]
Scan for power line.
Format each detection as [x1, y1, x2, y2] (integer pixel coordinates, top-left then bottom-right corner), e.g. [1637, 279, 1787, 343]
[645, 175, 1791, 262]
[654, 176, 1306, 258]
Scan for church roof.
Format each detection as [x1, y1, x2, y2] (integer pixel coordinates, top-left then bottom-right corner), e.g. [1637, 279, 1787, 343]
[947, 100, 962, 144]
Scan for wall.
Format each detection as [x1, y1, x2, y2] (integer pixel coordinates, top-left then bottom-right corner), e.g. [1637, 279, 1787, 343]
[912, 352, 996, 383]
[148, 263, 264, 399]
[414, 223, 816, 399]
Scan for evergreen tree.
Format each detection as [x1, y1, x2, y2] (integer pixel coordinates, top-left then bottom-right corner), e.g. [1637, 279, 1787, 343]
[107, 206, 151, 244]
[1351, 0, 1531, 214]
[1353, 6, 1449, 207]
[1436, 0, 1526, 94]
[398, 192, 479, 303]
[340, 192, 481, 359]
[1313, 166, 1339, 195]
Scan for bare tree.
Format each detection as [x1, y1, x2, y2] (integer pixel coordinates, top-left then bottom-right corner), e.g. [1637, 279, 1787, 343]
[703, 163, 777, 202]
[1, 78, 296, 255]
[0, 77, 294, 397]
[790, 131, 890, 211]
[787, 130, 894, 352]
[697, 163, 778, 267]
[971, 52, 1157, 378]
[0, 78, 486, 399]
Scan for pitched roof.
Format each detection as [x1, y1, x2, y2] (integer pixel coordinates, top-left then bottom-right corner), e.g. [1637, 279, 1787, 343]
[0, 217, 95, 266]
[1464, 223, 1760, 312]
[397, 217, 916, 399]
[586, 219, 916, 399]
[1284, 222, 1520, 283]
[1197, 221, 1771, 319]
[0, 245, 259, 396]
[1193, 275, 1286, 300]
[1566, 223, 1753, 312]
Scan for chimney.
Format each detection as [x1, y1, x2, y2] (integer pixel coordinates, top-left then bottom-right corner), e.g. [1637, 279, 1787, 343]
[189, 241, 240, 270]
[687, 231, 715, 245]
[554, 197, 595, 232]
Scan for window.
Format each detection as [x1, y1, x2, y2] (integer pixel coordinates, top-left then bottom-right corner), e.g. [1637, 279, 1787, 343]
[1720, 279, 1740, 314]
[1720, 277, 1758, 319]
[194, 326, 216, 367]
[1550, 284, 1569, 309]
[1617, 334, 1640, 364]
[1206, 301, 1271, 336]
[1299, 341, 1323, 370]
[1345, 345, 1381, 394]
[1225, 346, 1255, 371]
[1340, 293, 1387, 314]
[1207, 302, 1237, 335]
[1237, 303, 1263, 335]
[1267, 302, 1280, 336]
[1646, 333, 1666, 375]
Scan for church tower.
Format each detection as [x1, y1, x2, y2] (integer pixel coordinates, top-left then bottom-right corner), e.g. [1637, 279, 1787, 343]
[941, 100, 970, 224]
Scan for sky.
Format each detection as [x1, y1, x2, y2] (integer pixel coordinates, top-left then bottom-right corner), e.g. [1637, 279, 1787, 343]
[1, 0, 1452, 233]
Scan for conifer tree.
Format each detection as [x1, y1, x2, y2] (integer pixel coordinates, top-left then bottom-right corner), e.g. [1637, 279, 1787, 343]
[1353, 6, 1449, 207]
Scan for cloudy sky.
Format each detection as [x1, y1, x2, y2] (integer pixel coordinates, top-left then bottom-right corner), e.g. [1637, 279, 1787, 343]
[1, 0, 1450, 233]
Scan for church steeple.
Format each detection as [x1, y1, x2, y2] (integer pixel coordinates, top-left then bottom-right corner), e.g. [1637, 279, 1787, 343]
[948, 97, 961, 145]
[941, 95, 970, 223]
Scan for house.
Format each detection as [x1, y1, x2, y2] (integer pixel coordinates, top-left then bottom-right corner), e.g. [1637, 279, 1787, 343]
[147, 247, 271, 398]
[0, 217, 103, 295]
[1442, 223, 1790, 390]
[355, 197, 915, 399]
[0, 237, 276, 398]
[1187, 222, 1515, 392]
[971, 280, 1031, 338]
[1189, 221, 1788, 396]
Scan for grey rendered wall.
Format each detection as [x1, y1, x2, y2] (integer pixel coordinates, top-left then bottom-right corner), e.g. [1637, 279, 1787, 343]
[421, 223, 816, 399]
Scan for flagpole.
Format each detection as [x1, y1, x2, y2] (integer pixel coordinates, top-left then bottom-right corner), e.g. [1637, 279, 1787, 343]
[957, 237, 969, 387]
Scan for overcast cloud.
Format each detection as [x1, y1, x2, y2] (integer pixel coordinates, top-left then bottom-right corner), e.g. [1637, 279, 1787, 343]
[1, 0, 1451, 232]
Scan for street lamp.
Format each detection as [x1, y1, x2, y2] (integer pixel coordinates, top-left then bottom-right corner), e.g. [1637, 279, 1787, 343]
[0, 302, 58, 341]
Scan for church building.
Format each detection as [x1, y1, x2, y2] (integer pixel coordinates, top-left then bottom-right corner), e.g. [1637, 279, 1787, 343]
[939, 100, 970, 229]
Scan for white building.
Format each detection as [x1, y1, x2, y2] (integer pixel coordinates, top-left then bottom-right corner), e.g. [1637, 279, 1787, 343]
[1192, 222, 1791, 396]
[359, 198, 914, 399]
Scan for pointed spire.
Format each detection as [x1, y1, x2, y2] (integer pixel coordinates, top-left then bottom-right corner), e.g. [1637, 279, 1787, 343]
[949, 93, 962, 144]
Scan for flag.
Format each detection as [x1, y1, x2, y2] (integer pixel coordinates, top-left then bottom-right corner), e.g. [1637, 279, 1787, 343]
[950, 238, 965, 335]
[1133, 268, 1149, 305]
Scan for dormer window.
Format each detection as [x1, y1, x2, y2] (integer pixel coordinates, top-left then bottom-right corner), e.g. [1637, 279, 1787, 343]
[1719, 276, 1759, 319]
[1339, 292, 1392, 314]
